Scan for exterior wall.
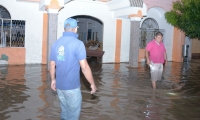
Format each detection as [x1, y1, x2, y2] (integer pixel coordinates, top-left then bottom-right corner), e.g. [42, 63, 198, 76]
[42, 13, 48, 64]
[57, 1, 117, 63]
[17, 0, 41, 2]
[1, 0, 44, 64]
[1, 0, 142, 64]
[144, 0, 177, 11]
[172, 28, 185, 62]
[138, 49, 145, 62]
[191, 39, 200, 53]
[115, 19, 122, 63]
[0, 48, 25, 64]
[1, 0, 189, 65]
[191, 38, 200, 59]
[120, 18, 130, 62]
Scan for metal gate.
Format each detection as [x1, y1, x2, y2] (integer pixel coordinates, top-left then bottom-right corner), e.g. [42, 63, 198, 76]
[140, 29, 165, 48]
[139, 18, 164, 48]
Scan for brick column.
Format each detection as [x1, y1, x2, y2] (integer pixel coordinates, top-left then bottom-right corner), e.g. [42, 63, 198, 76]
[41, 0, 62, 69]
[46, 9, 59, 70]
[128, 17, 141, 68]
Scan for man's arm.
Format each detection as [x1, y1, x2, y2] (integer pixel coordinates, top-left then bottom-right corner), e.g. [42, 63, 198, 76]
[145, 50, 150, 65]
[79, 59, 97, 94]
[50, 61, 56, 91]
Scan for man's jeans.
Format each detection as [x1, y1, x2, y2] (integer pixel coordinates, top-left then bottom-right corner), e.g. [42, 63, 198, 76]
[57, 87, 82, 120]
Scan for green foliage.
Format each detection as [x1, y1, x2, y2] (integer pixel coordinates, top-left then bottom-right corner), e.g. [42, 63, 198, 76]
[165, 0, 200, 39]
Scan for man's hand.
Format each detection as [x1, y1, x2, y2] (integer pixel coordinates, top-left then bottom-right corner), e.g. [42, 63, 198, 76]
[80, 59, 97, 94]
[147, 59, 151, 65]
[90, 84, 97, 94]
[165, 60, 168, 66]
[51, 80, 56, 91]
[145, 50, 150, 65]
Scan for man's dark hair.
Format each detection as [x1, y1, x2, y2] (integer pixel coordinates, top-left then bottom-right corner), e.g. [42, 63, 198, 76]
[155, 31, 163, 37]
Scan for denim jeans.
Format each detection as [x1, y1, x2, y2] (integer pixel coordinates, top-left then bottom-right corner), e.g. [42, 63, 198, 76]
[57, 87, 82, 120]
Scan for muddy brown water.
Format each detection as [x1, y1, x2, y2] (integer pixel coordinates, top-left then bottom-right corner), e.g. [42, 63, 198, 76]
[0, 60, 200, 120]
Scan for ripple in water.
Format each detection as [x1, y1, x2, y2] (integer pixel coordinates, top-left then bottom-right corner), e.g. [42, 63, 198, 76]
[0, 61, 200, 120]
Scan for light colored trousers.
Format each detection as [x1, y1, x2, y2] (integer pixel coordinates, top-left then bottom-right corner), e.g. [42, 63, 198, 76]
[150, 62, 163, 81]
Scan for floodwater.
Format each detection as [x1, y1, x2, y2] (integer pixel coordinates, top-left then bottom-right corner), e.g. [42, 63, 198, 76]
[0, 60, 200, 120]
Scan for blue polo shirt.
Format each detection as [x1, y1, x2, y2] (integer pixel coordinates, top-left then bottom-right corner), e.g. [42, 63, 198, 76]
[50, 32, 86, 90]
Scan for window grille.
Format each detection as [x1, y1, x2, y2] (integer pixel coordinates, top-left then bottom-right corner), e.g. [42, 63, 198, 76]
[140, 18, 165, 48]
[140, 29, 165, 49]
[0, 19, 25, 47]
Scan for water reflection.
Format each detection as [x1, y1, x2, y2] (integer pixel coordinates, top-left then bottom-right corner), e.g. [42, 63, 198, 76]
[0, 61, 200, 120]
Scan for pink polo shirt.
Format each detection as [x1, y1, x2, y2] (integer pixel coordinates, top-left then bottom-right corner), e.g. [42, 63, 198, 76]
[146, 40, 166, 63]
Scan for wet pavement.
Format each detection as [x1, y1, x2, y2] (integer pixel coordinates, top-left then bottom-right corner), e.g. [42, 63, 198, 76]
[0, 60, 200, 120]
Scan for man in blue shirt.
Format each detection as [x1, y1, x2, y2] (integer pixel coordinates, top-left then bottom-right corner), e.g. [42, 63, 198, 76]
[49, 18, 97, 120]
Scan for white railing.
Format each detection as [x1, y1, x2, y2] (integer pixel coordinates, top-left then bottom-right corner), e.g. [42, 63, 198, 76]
[0, 31, 7, 47]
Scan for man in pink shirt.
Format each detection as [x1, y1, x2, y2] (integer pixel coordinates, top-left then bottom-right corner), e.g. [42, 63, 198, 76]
[145, 32, 168, 89]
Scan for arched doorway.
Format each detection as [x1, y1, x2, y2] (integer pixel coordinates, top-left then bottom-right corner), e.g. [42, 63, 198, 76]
[140, 18, 164, 48]
[72, 15, 103, 51]
[71, 15, 104, 62]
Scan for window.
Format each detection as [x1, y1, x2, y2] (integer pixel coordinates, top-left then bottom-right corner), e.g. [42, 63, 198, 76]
[0, 19, 26, 47]
[0, 5, 25, 48]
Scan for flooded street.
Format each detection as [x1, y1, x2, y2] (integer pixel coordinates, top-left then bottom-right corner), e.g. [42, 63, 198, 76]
[0, 60, 200, 120]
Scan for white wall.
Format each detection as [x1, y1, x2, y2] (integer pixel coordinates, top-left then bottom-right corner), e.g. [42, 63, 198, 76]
[1, 0, 44, 64]
[140, 7, 174, 61]
[120, 18, 130, 62]
[57, 1, 116, 63]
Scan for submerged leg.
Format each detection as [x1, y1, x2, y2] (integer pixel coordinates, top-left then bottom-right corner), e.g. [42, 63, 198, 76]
[152, 81, 156, 89]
